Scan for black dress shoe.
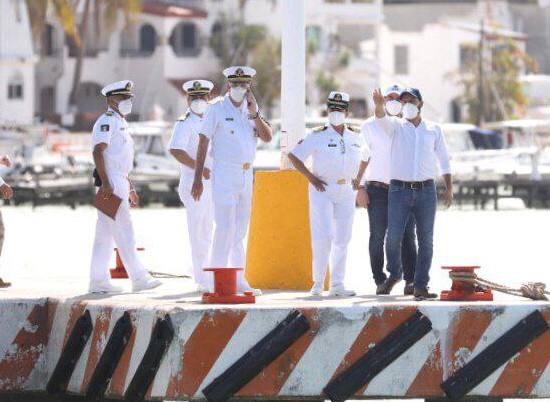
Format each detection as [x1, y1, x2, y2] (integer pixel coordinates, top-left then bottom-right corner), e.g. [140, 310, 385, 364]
[414, 288, 438, 300]
[404, 282, 414, 295]
[376, 278, 401, 295]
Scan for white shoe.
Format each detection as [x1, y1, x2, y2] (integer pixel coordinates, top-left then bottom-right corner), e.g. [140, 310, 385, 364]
[132, 276, 162, 292]
[237, 280, 262, 296]
[329, 284, 356, 297]
[89, 280, 123, 294]
[310, 282, 323, 296]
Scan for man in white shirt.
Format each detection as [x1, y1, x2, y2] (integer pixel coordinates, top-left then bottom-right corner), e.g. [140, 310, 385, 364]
[169, 80, 215, 292]
[289, 91, 369, 297]
[191, 66, 272, 296]
[373, 87, 452, 299]
[359, 85, 417, 295]
[89, 80, 162, 293]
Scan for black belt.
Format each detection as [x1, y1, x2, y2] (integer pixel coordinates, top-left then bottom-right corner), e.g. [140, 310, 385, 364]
[366, 181, 389, 190]
[391, 179, 434, 190]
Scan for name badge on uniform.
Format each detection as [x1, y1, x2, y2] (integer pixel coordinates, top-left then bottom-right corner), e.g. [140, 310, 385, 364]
[225, 117, 234, 121]
[352, 143, 360, 147]
[328, 144, 337, 147]
[100, 124, 109, 132]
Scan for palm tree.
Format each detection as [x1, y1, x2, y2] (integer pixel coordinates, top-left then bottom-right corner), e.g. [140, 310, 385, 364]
[26, 0, 140, 119]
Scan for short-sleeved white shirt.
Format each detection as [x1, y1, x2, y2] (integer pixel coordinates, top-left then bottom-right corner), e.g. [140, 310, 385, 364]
[198, 94, 258, 165]
[169, 110, 212, 179]
[91, 108, 134, 176]
[291, 125, 369, 183]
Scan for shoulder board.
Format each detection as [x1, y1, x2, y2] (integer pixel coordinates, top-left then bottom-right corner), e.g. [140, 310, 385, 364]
[105, 111, 114, 117]
[177, 111, 191, 121]
[346, 124, 359, 133]
[313, 125, 328, 133]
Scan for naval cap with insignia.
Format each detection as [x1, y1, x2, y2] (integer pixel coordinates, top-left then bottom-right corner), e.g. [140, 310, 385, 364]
[101, 80, 134, 97]
[183, 79, 214, 96]
[327, 91, 350, 109]
[383, 84, 403, 97]
[223, 66, 256, 82]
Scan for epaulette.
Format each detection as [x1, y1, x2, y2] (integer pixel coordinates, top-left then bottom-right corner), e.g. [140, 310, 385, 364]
[346, 124, 359, 133]
[177, 111, 190, 121]
[105, 111, 114, 117]
[313, 125, 328, 133]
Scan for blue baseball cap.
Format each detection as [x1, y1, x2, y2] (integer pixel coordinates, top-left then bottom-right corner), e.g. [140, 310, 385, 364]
[400, 87, 422, 102]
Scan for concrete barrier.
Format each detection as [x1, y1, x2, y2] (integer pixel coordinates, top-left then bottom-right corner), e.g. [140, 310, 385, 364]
[0, 298, 549, 400]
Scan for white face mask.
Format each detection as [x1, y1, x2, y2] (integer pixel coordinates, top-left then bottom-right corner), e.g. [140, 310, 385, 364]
[402, 102, 420, 120]
[229, 86, 247, 102]
[190, 99, 208, 115]
[328, 111, 346, 126]
[385, 100, 402, 116]
[118, 99, 133, 116]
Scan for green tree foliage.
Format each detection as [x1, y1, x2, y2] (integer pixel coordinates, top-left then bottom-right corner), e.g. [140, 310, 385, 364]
[460, 35, 537, 124]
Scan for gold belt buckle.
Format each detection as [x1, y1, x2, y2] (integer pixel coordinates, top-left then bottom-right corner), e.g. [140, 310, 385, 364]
[336, 179, 346, 185]
[242, 162, 251, 170]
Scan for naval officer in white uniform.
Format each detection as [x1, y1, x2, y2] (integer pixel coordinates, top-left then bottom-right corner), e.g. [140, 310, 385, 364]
[89, 80, 162, 293]
[191, 66, 272, 296]
[289, 91, 369, 297]
[169, 80, 215, 292]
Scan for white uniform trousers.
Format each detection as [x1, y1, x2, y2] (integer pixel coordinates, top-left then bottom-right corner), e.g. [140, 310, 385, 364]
[309, 183, 356, 287]
[90, 174, 149, 283]
[209, 163, 253, 285]
[178, 176, 213, 289]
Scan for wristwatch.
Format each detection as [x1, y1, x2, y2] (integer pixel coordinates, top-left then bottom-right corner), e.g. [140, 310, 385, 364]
[248, 111, 260, 120]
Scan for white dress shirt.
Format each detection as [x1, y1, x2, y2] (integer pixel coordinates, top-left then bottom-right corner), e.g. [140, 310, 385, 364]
[291, 125, 369, 183]
[375, 116, 451, 181]
[169, 110, 212, 180]
[198, 94, 258, 165]
[361, 116, 392, 184]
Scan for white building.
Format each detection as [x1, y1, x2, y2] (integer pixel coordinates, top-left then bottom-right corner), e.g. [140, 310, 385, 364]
[0, 0, 36, 125]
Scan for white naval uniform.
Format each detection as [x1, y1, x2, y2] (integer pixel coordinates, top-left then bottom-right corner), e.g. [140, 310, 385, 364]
[169, 110, 213, 289]
[89, 108, 150, 283]
[199, 94, 258, 283]
[291, 125, 369, 287]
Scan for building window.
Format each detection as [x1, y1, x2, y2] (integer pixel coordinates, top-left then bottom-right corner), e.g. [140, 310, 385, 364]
[42, 24, 58, 56]
[170, 22, 200, 57]
[394, 44, 409, 75]
[460, 43, 477, 72]
[139, 24, 157, 54]
[7, 73, 24, 100]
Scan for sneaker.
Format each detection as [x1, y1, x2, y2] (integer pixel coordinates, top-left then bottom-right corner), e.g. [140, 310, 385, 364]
[0, 278, 11, 288]
[89, 280, 123, 294]
[237, 280, 262, 296]
[310, 282, 323, 296]
[404, 282, 414, 296]
[414, 288, 438, 300]
[329, 284, 356, 297]
[376, 278, 401, 295]
[132, 276, 162, 292]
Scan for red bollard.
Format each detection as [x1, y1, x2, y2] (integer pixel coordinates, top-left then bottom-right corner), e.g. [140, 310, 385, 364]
[110, 247, 145, 279]
[440, 266, 493, 301]
[202, 268, 256, 304]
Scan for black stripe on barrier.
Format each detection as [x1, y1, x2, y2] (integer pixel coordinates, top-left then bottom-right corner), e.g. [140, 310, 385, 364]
[86, 311, 133, 398]
[46, 309, 93, 394]
[441, 309, 549, 400]
[124, 314, 174, 401]
[323, 310, 432, 402]
[202, 310, 311, 402]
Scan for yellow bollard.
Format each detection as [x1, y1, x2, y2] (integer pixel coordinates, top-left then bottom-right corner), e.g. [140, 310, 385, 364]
[246, 170, 328, 290]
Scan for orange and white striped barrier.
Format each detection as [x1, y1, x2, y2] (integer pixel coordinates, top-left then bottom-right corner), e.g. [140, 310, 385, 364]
[0, 298, 549, 400]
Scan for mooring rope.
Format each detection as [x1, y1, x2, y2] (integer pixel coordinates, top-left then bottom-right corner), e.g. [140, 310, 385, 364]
[448, 270, 549, 301]
[148, 271, 191, 279]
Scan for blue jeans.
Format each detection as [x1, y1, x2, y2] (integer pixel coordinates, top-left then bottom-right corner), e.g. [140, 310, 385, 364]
[367, 185, 417, 285]
[386, 181, 437, 290]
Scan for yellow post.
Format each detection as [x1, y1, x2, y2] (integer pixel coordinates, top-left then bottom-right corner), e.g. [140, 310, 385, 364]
[246, 170, 316, 290]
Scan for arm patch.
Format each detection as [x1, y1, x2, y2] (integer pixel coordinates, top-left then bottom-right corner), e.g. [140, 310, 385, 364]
[100, 124, 110, 132]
